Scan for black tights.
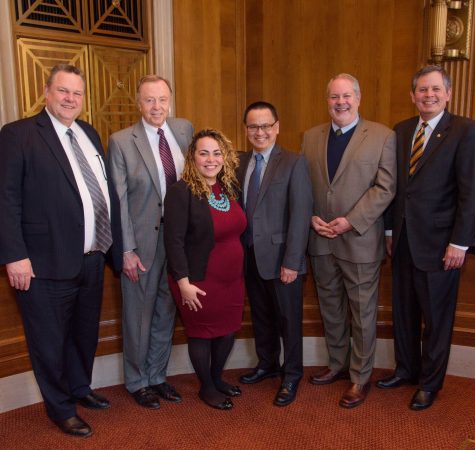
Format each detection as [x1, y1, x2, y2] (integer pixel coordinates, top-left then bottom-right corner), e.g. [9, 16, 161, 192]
[187, 332, 235, 404]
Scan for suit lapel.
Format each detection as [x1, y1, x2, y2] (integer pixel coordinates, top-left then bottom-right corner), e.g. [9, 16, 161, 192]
[132, 121, 162, 197]
[331, 119, 367, 184]
[168, 119, 188, 154]
[317, 125, 331, 185]
[36, 110, 81, 197]
[411, 111, 450, 178]
[256, 144, 282, 207]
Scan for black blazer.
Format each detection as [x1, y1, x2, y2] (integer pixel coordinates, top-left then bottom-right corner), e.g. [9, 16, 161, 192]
[387, 111, 475, 271]
[0, 108, 122, 277]
[164, 179, 214, 281]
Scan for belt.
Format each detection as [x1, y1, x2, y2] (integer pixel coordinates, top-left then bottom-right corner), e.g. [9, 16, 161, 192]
[84, 250, 103, 256]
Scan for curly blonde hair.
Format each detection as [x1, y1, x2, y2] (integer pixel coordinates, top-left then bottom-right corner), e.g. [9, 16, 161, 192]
[182, 129, 240, 200]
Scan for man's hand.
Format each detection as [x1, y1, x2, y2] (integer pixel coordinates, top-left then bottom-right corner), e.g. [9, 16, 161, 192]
[443, 245, 467, 271]
[311, 215, 337, 238]
[328, 217, 353, 235]
[280, 266, 298, 284]
[122, 251, 147, 282]
[6, 258, 35, 291]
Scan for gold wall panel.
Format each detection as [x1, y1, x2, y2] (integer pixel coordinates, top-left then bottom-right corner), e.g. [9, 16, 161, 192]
[16, 38, 91, 122]
[88, 0, 144, 41]
[13, 0, 84, 33]
[89, 45, 147, 145]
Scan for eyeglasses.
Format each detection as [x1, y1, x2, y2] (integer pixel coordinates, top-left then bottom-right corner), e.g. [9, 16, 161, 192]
[246, 120, 277, 133]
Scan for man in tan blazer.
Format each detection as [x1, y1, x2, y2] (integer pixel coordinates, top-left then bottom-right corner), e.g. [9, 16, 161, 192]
[302, 73, 396, 408]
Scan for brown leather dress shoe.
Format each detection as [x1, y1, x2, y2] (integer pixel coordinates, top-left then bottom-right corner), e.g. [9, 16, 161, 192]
[309, 368, 350, 385]
[132, 387, 161, 409]
[151, 382, 182, 403]
[77, 391, 110, 409]
[53, 415, 93, 438]
[339, 382, 371, 408]
[410, 389, 437, 411]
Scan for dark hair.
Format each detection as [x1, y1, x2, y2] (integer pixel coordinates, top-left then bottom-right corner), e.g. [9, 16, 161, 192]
[243, 101, 279, 124]
[412, 65, 451, 92]
[46, 64, 86, 87]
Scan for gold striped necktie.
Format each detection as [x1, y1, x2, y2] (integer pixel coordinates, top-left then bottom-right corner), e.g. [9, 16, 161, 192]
[409, 122, 428, 176]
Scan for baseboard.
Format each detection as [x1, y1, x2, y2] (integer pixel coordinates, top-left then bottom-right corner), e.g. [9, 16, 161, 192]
[1, 337, 474, 414]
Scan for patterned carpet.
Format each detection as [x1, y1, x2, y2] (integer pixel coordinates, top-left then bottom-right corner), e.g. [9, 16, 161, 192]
[1, 368, 474, 450]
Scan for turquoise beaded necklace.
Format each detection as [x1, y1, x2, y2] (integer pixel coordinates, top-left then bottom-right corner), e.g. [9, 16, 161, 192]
[208, 190, 230, 212]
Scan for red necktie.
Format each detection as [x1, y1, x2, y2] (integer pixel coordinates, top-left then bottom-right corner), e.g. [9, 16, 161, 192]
[158, 128, 177, 186]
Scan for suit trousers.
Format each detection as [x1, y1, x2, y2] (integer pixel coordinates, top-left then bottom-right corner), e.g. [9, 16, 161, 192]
[16, 251, 105, 421]
[392, 225, 460, 392]
[121, 229, 176, 393]
[311, 254, 381, 384]
[245, 247, 303, 384]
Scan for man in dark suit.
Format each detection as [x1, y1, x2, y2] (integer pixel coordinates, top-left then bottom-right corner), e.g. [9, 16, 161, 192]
[0, 64, 122, 437]
[108, 76, 193, 409]
[377, 65, 475, 410]
[237, 101, 312, 407]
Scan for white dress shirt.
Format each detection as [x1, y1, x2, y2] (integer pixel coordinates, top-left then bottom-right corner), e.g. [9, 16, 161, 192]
[46, 108, 111, 253]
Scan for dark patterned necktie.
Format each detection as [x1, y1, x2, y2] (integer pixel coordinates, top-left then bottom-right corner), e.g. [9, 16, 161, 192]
[409, 122, 428, 176]
[245, 153, 264, 246]
[158, 128, 177, 186]
[335, 128, 342, 136]
[67, 129, 112, 253]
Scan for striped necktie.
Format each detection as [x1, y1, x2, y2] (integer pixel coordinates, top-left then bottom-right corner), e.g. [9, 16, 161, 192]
[409, 122, 428, 176]
[158, 128, 177, 187]
[67, 129, 112, 253]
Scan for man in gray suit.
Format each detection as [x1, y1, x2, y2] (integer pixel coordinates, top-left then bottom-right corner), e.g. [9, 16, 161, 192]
[237, 101, 312, 407]
[302, 74, 396, 408]
[108, 75, 193, 409]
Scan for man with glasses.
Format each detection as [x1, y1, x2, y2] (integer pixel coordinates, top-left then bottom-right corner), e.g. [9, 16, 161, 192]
[237, 101, 312, 407]
[302, 74, 396, 408]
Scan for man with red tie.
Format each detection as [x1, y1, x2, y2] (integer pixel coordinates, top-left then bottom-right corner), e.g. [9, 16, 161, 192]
[108, 76, 193, 409]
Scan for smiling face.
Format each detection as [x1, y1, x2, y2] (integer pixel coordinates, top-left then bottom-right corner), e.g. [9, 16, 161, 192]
[137, 80, 171, 128]
[44, 71, 85, 127]
[411, 71, 451, 121]
[193, 136, 224, 185]
[327, 77, 360, 128]
[245, 108, 279, 152]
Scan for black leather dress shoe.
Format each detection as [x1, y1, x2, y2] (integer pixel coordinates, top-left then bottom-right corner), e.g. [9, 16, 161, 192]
[151, 382, 182, 403]
[376, 375, 417, 389]
[274, 382, 298, 407]
[198, 392, 234, 410]
[77, 391, 110, 409]
[53, 415, 92, 438]
[410, 389, 437, 411]
[217, 385, 242, 397]
[132, 387, 161, 409]
[239, 368, 280, 384]
[309, 368, 350, 385]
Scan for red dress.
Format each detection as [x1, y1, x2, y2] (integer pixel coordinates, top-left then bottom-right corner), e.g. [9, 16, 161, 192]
[169, 183, 247, 338]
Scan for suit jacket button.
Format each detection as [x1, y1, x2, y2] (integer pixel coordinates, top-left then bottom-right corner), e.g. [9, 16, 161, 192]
[155, 226, 159, 230]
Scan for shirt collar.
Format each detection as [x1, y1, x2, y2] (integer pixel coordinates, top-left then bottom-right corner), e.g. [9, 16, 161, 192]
[141, 117, 171, 135]
[45, 107, 76, 136]
[332, 115, 359, 134]
[418, 110, 445, 131]
[252, 144, 275, 163]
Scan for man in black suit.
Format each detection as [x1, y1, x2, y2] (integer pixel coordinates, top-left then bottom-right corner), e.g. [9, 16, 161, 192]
[377, 66, 475, 410]
[237, 101, 313, 407]
[0, 64, 122, 436]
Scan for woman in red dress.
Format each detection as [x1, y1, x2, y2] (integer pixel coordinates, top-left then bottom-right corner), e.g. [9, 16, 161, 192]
[164, 129, 246, 410]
